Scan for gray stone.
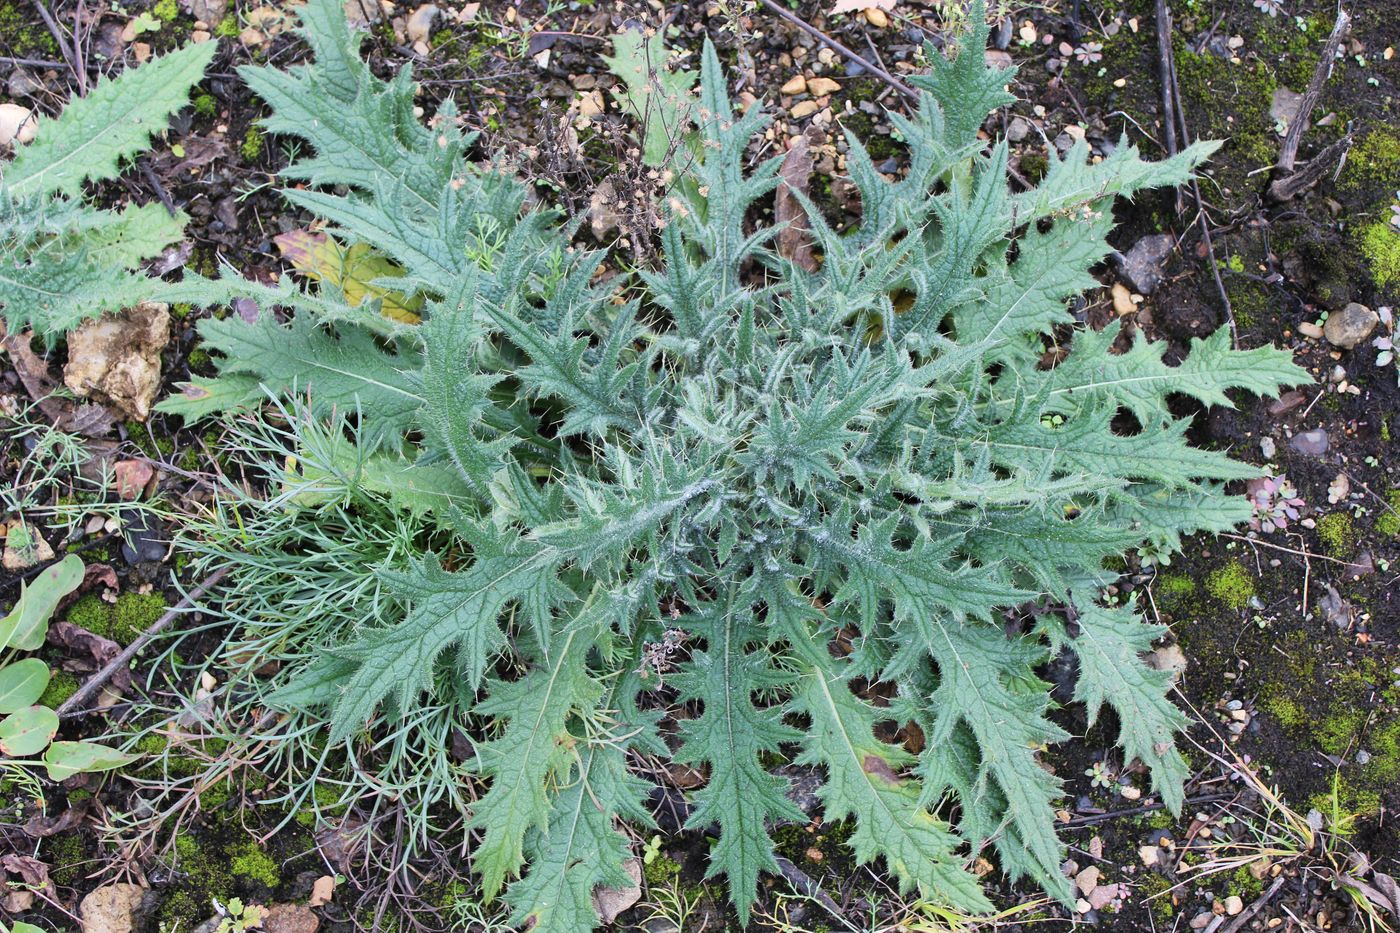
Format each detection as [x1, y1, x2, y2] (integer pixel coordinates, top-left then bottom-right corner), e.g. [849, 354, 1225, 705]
[1323, 302, 1379, 349]
[1270, 86, 1309, 133]
[1007, 116, 1032, 142]
[1117, 233, 1175, 294]
[1289, 429, 1330, 457]
[6, 68, 42, 98]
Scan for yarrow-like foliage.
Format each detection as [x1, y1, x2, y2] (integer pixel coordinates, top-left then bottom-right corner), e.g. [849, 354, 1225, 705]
[157, 1, 1306, 928]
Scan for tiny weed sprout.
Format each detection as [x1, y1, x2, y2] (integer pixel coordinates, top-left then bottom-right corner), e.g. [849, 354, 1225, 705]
[9, 0, 1307, 927]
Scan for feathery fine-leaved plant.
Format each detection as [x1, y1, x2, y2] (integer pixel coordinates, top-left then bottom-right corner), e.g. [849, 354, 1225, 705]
[154, 1, 1307, 927]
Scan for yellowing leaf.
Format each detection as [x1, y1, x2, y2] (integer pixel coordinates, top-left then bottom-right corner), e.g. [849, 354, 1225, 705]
[275, 229, 423, 324]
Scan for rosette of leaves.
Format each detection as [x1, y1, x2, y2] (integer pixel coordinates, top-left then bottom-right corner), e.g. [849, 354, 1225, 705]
[162, 0, 1306, 927]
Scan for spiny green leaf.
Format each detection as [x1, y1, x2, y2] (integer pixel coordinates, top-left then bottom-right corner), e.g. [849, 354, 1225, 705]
[1068, 595, 1190, 813]
[673, 594, 804, 921]
[469, 631, 602, 899]
[318, 535, 566, 744]
[5, 42, 216, 198]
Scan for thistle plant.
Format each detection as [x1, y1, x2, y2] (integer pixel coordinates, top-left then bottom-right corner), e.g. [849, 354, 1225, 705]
[151, 0, 1305, 927]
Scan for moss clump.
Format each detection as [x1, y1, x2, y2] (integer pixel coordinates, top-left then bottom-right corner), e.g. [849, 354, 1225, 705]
[295, 783, 347, 827]
[1315, 512, 1358, 559]
[0, 1, 60, 55]
[152, 0, 179, 20]
[1356, 221, 1400, 291]
[241, 126, 265, 161]
[1143, 808, 1175, 831]
[65, 594, 112, 636]
[1309, 781, 1382, 823]
[1228, 865, 1265, 900]
[44, 832, 88, 886]
[201, 781, 234, 809]
[1316, 707, 1366, 758]
[231, 842, 280, 887]
[214, 14, 238, 36]
[1359, 717, 1400, 784]
[1376, 490, 1400, 538]
[1226, 277, 1276, 331]
[1341, 129, 1400, 196]
[1263, 694, 1308, 729]
[1136, 871, 1176, 922]
[1205, 561, 1255, 610]
[641, 850, 681, 888]
[1154, 573, 1197, 612]
[38, 669, 80, 708]
[114, 592, 169, 642]
[66, 592, 168, 644]
[193, 94, 217, 118]
[1173, 47, 1278, 195]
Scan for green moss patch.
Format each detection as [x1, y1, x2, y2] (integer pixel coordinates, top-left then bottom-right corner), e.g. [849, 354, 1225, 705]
[1357, 221, 1400, 292]
[1205, 561, 1255, 610]
[65, 592, 169, 645]
[1315, 512, 1358, 559]
[1376, 489, 1400, 538]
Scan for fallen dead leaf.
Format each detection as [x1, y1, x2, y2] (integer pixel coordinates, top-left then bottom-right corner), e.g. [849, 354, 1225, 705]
[49, 620, 131, 691]
[274, 231, 422, 324]
[776, 134, 819, 273]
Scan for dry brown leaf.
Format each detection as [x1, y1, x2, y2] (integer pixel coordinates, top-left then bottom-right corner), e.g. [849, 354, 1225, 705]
[775, 135, 819, 273]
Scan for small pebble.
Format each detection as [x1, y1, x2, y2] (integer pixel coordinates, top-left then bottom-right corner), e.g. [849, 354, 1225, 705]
[1323, 302, 1379, 349]
[863, 6, 890, 27]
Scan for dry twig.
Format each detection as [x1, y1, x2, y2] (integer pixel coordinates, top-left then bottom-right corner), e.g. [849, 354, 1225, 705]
[56, 567, 230, 716]
[1276, 9, 1351, 173]
[755, 0, 917, 101]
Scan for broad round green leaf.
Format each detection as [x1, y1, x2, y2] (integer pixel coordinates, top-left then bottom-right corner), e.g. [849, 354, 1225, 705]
[0, 658, 51, 714]
[0, 705, 60, 756]
[0, 553, 85, 651]
[43, 740, 138, 781]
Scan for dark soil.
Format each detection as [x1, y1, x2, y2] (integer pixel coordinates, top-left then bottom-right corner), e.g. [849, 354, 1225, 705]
[3, 0, 1400, 930]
